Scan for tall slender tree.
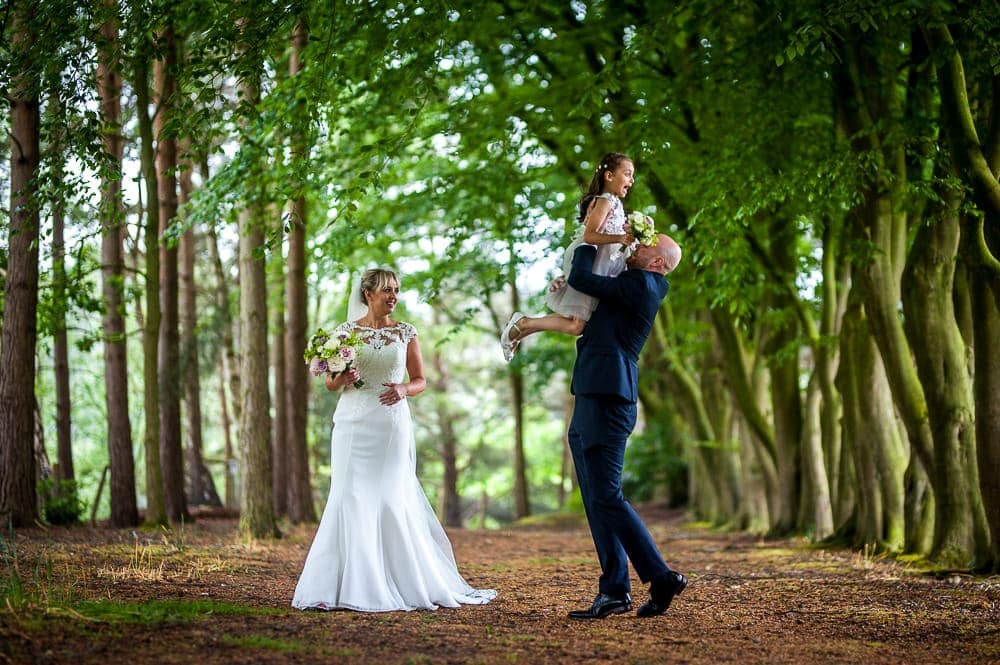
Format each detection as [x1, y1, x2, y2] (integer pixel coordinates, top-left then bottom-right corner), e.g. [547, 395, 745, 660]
[97, 0, 138, 527]
[154, 24, 188, 524]
[0, 0, 41, 527]
[48, 93, 73, 485]
[179, 144, 219, 508]
[134, 22, 167, 527]
[283, 18, 315, 523]
[237, 19, 279, 539]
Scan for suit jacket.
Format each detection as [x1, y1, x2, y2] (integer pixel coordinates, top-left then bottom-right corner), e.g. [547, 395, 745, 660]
[568, 245, 670, 402]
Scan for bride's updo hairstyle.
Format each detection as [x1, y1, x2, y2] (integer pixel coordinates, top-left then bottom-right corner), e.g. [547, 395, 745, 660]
[359, 268, 399, 306]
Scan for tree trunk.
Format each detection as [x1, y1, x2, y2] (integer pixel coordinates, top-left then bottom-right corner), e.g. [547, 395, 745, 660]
[801, 375, 834, 540]
[179, 148, 220, 509]
[924, 23, 1000, 571]
[284, 18, 314, 524]
[710, 308, 779, 521]
[902, 187, 989, 563]
[431, 341, 462, 527]
[237, 66, 279, 540]
[154, 27, 187, 525]
[0, 1, 41, 527]
[507, 275, 530, 519]
[135, 36, 166, 527]
[218, 357, 236, 510]
[97, 6, 138, 527]
[49, 95, 73, 486]
[207, 222, 241, 432]
[270, 234, 288, 517]
[838, 298, 906, 551]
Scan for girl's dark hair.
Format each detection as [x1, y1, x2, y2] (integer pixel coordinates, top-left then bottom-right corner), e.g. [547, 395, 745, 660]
[578, 152, 631, 223]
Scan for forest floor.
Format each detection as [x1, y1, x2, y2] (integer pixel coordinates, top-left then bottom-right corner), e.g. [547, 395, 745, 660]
[2, 504, 998, 664]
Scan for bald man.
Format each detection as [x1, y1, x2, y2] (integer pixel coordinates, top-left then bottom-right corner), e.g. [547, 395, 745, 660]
[563, 233, 688, 620]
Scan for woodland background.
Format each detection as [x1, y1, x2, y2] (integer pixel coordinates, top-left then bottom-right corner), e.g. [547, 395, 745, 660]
[1, 0, 998, 570]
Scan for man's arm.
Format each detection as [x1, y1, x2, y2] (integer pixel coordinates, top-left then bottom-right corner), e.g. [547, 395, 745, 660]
[567, 245, 641, 307]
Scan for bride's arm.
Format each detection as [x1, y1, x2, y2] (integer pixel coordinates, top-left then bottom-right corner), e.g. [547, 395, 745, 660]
[401, 337, 426, 397]
[379, 336, 426, 404]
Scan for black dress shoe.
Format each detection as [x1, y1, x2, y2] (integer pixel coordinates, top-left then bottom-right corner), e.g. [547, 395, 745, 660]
[636, 570, 687, 618]
[568, 592, 633, 620]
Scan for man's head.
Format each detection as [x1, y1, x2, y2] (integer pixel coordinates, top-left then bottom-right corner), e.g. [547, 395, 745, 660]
[626, 234, 682, 275]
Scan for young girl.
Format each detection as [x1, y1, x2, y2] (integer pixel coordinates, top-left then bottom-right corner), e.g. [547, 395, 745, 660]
[500, 152, 636, 361]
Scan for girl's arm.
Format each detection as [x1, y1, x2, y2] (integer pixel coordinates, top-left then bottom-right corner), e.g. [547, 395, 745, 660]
[581, 197, 632, 246]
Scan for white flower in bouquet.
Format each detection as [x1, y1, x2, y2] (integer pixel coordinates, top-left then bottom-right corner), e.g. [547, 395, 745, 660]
[626, 211, 658, 247]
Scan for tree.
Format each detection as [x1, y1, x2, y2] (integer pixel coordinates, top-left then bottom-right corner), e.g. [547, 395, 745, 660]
[235, 16, 279, 540]
[154, 23, 188, 524]
[0, 0, 41, 527]
[97, 0, 138, 527]
[284, 17, 315, 524]
[133, 17, 167, 527]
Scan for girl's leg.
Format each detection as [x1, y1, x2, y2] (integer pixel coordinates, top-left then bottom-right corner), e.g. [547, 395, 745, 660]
[510, 313, 584, 341]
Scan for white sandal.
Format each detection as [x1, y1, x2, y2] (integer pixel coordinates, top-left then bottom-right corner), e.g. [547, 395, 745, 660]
[500, 311, 524, 362]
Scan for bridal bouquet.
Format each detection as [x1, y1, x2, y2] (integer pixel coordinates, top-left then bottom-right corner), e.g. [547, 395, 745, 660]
[304, 327, 365, 388]
[626, 211, 658, 247]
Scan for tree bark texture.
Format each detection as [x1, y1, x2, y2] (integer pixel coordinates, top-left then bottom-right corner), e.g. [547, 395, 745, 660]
[508, 275, 530, 519]
[178, 149, 220, 508]
[284, 19, 314, 524]
[97, 6, 138, 527]
[154, 28, 187, 524]
[50, 99, 73, 485]
[902, 189, 989, 562]
[270, 239, 288, 517]
[431, 343, 462, 528]
[0, 1, 41, 527]
[135, 38, 166, 527]
[237, 69, 279, 540]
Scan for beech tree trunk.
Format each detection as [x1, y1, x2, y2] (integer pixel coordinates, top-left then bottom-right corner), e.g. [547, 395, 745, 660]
[902, 187, 988, 562]
[0, 0, 41, 527]
[838, 299, 906, 550]
[97, 4, 138, 527]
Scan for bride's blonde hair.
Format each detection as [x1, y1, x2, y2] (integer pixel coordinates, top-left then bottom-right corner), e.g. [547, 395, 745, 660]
[359, 268, 399, 305]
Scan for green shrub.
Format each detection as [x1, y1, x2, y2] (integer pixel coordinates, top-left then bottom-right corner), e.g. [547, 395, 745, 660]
[38, 478, 86, 526]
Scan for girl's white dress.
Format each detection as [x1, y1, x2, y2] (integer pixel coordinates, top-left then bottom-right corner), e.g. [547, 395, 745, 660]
[545, 193, 628, 321]
[292, 321, 496, 612]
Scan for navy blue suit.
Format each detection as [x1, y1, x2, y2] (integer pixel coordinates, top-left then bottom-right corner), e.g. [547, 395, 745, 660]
[567, 244, 672, 597]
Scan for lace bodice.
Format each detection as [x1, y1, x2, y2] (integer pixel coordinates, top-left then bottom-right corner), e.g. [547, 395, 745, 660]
[578, 192, 626, 238]
[333, 321, 417, 391]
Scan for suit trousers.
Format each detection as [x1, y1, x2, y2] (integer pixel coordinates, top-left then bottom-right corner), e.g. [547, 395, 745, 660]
[569, 394, 671, 596]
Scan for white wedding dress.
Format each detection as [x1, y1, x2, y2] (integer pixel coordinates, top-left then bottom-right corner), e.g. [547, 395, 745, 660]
[292, 321, 496, 612]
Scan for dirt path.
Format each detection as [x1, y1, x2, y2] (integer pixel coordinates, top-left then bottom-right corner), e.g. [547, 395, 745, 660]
[2, 507, 997, 664]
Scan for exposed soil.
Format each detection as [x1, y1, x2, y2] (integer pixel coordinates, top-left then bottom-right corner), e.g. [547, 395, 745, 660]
[2, 505, 998, 664]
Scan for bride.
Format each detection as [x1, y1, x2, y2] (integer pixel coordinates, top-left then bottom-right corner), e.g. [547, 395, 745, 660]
[292, 268, 496, 612]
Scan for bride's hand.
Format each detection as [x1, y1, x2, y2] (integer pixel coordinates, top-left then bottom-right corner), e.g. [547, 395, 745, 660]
[379, 383, 407, 406]
[548, 276, 566, 293]
[326, 367, 360, 391]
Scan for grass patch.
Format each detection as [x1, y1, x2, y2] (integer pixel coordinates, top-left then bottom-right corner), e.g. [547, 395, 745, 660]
[222, 634, 304, 651]
[73, 598, 283, 624]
